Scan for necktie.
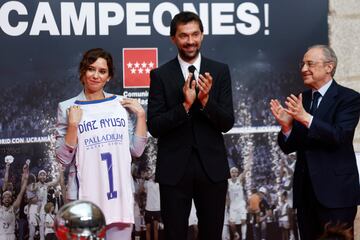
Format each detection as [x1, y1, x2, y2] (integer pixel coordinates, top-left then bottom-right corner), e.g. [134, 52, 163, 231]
[309, 91, 321, 115]
[188, 65, 196, 88]
[188, 65, 199, 95]
[188, 65, 200, 110]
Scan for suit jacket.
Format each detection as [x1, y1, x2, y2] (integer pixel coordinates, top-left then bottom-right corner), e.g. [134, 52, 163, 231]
[278, 80, 360, 208]
[147, 56, 234, 185]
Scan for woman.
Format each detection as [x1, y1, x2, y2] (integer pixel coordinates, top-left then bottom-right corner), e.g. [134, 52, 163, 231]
[55, 48, 147, 239]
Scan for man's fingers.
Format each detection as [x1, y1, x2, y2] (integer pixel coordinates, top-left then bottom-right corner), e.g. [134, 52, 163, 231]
[191, 78, 196, 89]
[286, 96, 297, 106]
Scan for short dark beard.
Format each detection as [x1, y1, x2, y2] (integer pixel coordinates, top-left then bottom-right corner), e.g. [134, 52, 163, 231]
[178, 48, 200, 63]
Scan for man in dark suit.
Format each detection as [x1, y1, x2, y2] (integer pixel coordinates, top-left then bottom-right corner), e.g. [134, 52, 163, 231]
[270, 45, 360, 240]
[147, 11, 234, 240]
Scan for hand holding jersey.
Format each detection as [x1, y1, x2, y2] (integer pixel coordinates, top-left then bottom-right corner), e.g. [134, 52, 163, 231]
[67, 106, 83, 125]
[65, 106, 83, 148]
[120, 98, 146, 119]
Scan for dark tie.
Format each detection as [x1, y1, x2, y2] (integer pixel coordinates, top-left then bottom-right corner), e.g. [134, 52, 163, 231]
[188, 65, 196, 88]
[309, 91, 321, 115]
[187, 65, 201, 110]
[188, 65, 199, 96]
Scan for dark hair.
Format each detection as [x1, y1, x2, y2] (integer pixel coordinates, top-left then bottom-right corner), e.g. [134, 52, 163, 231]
[28, 174, 36, 184]
[79, 48, 114, 82]
[170, 11, 203, 37]
[318, 222, 353, 240]
[44, 202, 54, 214]
[250, 188, 258, 194]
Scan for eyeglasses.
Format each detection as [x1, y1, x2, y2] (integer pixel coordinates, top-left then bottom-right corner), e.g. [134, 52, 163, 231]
[299, 61, 332, 69]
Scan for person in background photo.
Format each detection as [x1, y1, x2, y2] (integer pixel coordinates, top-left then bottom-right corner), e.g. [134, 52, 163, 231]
[222, 196, 231, 240]
[270, 45, 360, 239]
[36, 168, 61, 240]
[227, 167, 247, 240]
[44, 202, 56, 240]
[257, 187, 272, 240]
[26, 173, 40, 240]
[0, 164, 29, 240]
[140, 172, 161, 240]
[147, 11, 234, 240]
[317, 222, 353, 240]
[132, 167, 144, 240]
[275, 191, 291, 240]
[1, 163, 12, 194]
[55, 48, 147, 239]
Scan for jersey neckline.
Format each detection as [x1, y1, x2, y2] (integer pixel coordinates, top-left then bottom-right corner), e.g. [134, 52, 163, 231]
[75, 95, 116, 105]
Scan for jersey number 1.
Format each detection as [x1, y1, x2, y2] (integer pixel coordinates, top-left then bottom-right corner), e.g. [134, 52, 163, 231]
[101, 152, 118, 200]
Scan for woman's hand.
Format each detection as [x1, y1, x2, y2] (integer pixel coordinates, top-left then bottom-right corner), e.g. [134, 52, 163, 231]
[65, 105, 82, 147]
[120, 98, 145, 118]
[121, 98, 147, 138]
[67, 105, 83, 127]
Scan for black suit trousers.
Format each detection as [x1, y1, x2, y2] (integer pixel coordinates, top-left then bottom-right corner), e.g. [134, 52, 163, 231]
[296, 167, 357, 240]
[159, 148, 227, 240]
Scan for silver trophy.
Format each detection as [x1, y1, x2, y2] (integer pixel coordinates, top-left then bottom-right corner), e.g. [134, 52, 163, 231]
[54, 200, 106, 240]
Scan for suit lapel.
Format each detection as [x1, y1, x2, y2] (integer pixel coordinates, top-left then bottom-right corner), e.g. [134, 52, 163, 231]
[313, 81, 338, 118]
[169, 58, 186, 91]
[200, 57, 207, 73]
[199, 56, 218, 92]
[199, 57, 211, 77]
[303, 90, 312, 113]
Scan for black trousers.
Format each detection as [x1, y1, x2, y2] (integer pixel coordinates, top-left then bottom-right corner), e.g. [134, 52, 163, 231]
[296, 169, 357, 240]
[159, 149, 227, 240]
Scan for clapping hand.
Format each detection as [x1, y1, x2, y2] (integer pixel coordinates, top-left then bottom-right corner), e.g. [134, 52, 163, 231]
[197, 72, 212, 107]
[183, 73, 197, 112]
[283, 94, 311, 126]
[270, 99, 293, 132]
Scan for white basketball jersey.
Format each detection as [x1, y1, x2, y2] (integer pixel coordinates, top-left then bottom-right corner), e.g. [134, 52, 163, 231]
[144, 180, 160, 211]
[0, 206, 15, 235]
[278, 202, 290, 222]
[36, 183, 48, 214]
[75, 95, 133, 224]
[228, 178, 245, 207]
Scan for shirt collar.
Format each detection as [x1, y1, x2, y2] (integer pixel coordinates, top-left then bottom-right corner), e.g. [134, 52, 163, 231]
[314, 79, 333, 97]
[177, 53, 201, 80]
